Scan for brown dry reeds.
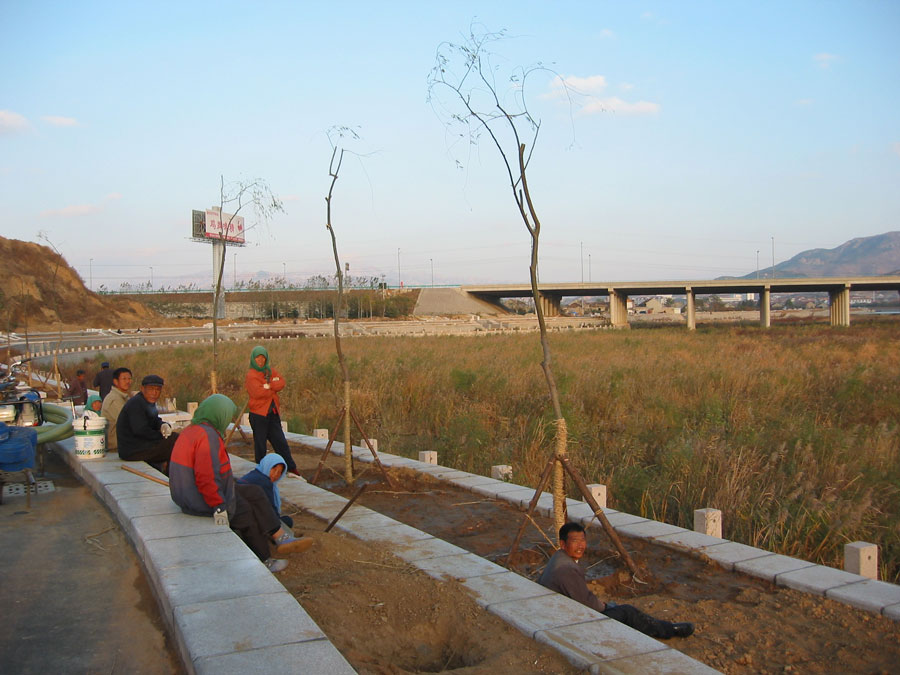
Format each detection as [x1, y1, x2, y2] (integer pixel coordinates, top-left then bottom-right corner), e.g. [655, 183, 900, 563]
[88, 320, 900, 581]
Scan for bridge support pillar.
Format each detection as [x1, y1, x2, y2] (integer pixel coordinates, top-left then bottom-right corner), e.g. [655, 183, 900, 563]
[538, 292, 561, 317]
[608, 290, 628, 327]
[829, 286, 851, 327]
[760, 288, 771, 328]
[685, 288, 696, 330]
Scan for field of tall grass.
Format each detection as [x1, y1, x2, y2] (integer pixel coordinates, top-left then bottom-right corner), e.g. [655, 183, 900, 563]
[94, 320, 900, 581]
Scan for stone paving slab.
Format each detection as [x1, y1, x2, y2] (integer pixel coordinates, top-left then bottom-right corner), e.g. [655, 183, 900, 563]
[885, 603, 900, 621]
[145, 531, 257, 571]
[445, 474, 503, 490]
[734, 554, 816, 582]
[825, 579, 900, 614]
[460, 571, 555, 608]
[193, 639, 355, 675]
[413, 552, 507, 581]
[154, 559, 285, 625]
[696, 542, 774, 570]
[341, 520, 435, 545]
[175, 593, 326, 661]
[488, 592, 608, 637]
[471, 481, 539, 498]
[596, 647, 721, 674]
[604, 512, 649, 528]
[115, 494, 183, 521]
[389, 536, 468, 563]
[776, 564, 867, 595]
[129, 511, 225, 558]
[616, 520, 689, 540]
[654, 530, 727, 551]
[535, 619, 670, 669]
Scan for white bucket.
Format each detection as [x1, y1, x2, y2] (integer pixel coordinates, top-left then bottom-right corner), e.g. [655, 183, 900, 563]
[74, 415, 107, 460]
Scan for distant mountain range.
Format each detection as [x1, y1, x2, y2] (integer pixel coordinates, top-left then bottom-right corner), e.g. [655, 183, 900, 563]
[723, 231, 900, 280]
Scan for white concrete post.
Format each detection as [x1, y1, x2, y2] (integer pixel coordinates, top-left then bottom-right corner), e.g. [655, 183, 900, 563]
[491, 464, 513, 481]
[844, 541, 878, 579]
[241, 413, 250, 427]
[693, 508, 722, 538]
[313, 428, 329, 439]
[584, 483, 607, 509]
[281, 421, 288, 433]
[186, 402, 198, 416]
[365, 438, 378, 452]
[418, 451, 438, 465]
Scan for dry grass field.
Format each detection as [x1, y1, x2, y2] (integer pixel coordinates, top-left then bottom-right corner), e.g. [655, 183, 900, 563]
[90, 319, 900, 582]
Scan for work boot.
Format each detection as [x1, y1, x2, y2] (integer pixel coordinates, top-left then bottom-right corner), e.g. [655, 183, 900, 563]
[669, 622, 695, 638]
[274, 532, 314, 556]
[265, 558, 289, 573]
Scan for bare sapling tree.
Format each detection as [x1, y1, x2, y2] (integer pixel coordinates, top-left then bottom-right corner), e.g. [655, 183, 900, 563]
[428, 27, 571, 530]
[324, 127, 359, 483]
[210, 176, 283, 393]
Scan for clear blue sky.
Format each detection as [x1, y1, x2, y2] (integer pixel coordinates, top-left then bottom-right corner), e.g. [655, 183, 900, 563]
[2, 1, 898, 289]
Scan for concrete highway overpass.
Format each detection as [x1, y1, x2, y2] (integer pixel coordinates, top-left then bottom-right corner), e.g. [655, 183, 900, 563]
[463, 276, 900, 329]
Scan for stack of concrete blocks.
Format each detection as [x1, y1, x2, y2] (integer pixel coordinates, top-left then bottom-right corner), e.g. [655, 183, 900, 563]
[313, 429, 329, 440]
[418, 451, 438, 465]
[491, 464, 513, 481]
[693, 508, 722, 538]
[584, 483, 607, 509]
[845, 542, 878, 580]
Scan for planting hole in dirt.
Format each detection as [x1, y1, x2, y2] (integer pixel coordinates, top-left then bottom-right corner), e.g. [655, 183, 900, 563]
[233, 440, 900, 674]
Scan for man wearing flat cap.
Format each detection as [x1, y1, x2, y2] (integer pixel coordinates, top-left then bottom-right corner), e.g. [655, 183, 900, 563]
[117, 374, 179, 473]
[93, 361, 115, 400]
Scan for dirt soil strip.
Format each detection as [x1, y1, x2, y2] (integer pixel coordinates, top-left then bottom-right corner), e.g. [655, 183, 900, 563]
[234, 440, 900, 675]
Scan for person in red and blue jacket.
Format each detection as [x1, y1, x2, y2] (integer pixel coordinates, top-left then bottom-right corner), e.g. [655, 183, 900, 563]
[245, 346, 299, 475]
[169, 394, 312, 573]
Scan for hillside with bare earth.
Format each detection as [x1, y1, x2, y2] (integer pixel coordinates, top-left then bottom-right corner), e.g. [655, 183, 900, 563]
[0, 236, 162, 331]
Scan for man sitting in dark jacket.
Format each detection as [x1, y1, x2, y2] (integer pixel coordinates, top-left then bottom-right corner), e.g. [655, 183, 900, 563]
[116, 374, 178, 471]
[538, 522, 694, 639]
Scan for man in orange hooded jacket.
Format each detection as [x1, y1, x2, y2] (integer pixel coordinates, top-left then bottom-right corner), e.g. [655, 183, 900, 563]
[244, 346, 299, 476]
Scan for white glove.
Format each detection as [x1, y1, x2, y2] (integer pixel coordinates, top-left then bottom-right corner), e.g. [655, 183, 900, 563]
[262, 383, 270, 390]
[271, 376, 280, 382]
[160, 422, 173, 438]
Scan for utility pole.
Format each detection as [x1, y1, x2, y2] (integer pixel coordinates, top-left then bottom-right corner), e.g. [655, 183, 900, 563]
[149, 266, 153, 288]
[430, 258, 434, 287]
[397, 248, 401, 288]
[233, 253, 237, 289]
[756, 250, 760, 280]
[588, 254, 591, 283]
[89, 258, 93, 291]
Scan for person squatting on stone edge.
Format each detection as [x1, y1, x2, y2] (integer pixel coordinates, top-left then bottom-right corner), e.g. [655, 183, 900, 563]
[238, 452, 294, 529]
[538, 522, 695, 640]
[115, 374, 177, 473]
[245, 345, 299, 477]
[168, 394, 313, 573]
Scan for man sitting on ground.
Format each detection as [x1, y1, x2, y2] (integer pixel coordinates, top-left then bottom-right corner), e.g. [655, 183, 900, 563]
[100, 367, 132, 452]
[116, 374, 178, 472]
[538, 522, 694, 639]
[169, 394, 312, 573]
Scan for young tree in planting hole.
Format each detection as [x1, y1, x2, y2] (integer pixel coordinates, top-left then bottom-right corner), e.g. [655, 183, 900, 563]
[428, 27, 573, 530]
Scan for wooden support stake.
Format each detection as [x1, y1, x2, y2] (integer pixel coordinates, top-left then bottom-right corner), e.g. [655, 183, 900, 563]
[122, 464, 170, 487]
[324, 483, 368, 532]
[310, 408, 346, 485]
[349, 408, 394, 490]
[224, 401, 248, 448]
[507, 455, 556, 562]
[557, 455, 641, 578]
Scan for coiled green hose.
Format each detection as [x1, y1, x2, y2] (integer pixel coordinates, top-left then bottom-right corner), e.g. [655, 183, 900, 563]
[38, 403, 74, 443]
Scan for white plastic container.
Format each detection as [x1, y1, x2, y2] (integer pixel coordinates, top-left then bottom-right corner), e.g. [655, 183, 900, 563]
[74, 415, 107, 460]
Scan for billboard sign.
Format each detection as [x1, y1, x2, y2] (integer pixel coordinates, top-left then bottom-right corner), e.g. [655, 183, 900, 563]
[190, 207, 246, 244]
[205, 207, 245, 243]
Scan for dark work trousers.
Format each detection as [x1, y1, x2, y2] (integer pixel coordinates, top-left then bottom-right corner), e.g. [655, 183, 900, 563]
[603, 604, 677, 639]
[119, 433, 179, 464]
[249, 410, 296, 471]
[231, 483, 282, 561]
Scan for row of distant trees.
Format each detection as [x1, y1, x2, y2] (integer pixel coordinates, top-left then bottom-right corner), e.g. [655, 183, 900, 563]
[97, 272, 386, 295]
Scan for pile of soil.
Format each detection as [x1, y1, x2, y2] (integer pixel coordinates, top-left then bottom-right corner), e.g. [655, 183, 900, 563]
[231, 440, 900, 674]
[0, 235, 162, 330]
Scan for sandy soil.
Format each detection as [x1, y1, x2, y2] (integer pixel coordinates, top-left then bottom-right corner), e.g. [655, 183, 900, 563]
[231, 440, 900, 674]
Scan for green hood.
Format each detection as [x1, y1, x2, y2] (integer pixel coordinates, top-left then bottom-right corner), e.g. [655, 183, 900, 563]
[249, 345, 271, 377]
[191, 394, 238, 437]
[85, 395, 102, 413]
